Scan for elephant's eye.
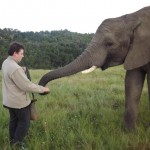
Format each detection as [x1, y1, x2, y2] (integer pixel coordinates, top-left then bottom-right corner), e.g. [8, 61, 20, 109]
[106, 41, 114, 47]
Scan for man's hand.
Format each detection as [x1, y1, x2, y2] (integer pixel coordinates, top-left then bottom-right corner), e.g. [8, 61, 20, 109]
[43, 87, 50, 93]
[40, 87, 50, 95]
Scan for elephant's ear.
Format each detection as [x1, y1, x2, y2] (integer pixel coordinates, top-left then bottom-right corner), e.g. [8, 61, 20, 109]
[124, 19, 150, 70]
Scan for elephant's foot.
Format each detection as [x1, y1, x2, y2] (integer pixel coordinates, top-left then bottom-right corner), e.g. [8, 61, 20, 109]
[123, 122, 136, 132]
[124, 120, 136, 130]
[124, 111, 136, 131]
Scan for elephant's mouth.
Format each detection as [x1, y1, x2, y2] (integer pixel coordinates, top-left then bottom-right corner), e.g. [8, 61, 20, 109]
[101, 65, 107, 70]
[101, 56, 124, 70]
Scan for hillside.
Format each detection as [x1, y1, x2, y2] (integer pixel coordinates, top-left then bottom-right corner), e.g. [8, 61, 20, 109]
[0, 28, 94, 69]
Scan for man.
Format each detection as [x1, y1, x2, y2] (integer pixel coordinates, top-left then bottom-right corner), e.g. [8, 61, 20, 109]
[1, 42, 49, 148]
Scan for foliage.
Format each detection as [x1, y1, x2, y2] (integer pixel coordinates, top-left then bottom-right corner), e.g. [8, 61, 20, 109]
[0, 66, 150, 150]
[0, 28, 94, 69]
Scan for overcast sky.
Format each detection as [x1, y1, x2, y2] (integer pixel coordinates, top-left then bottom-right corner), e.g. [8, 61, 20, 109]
[0, 0, 149, 33]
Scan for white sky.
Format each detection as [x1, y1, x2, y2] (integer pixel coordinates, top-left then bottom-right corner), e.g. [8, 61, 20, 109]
[0, 0, 149, 33]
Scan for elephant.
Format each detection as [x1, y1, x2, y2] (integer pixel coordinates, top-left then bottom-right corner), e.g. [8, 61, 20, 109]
[39, 6, 150, 130]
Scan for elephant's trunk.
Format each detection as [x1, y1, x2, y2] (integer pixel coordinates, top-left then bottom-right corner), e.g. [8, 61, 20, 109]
[39, 49, 92, 86]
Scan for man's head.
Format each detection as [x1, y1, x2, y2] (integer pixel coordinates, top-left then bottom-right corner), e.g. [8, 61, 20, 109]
[8, 42, 24, 62]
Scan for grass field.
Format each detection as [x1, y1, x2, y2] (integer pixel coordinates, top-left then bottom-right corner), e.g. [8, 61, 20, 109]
[0, 66, 150, 150]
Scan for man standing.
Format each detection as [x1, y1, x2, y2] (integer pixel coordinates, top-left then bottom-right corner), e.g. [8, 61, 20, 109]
[1, 42, 49, 148]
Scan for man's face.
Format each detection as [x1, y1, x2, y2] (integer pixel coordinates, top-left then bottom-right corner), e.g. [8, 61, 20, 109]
[13, 49, 24, 62]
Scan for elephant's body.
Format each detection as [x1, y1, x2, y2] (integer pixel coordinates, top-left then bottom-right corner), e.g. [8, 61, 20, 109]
[39, 6, 150, 130]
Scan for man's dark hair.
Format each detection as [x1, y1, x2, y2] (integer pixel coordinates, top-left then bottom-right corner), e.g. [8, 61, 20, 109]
[8, 42, 24, 56]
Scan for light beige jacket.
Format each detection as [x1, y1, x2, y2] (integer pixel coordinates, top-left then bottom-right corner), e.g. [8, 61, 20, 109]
[2, 56, 45, 109]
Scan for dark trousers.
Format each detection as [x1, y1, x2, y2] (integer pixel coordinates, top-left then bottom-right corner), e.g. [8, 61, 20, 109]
[8, 105, 30, 144]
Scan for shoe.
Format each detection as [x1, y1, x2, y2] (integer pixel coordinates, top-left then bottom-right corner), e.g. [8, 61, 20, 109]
[11, 141, 28, 150]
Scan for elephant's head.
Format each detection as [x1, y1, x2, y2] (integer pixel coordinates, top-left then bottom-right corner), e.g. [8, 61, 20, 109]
[39, 6, 150, 87]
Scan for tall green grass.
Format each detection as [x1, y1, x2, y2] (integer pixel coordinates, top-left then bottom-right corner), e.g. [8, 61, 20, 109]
[0, 66, 150, 150]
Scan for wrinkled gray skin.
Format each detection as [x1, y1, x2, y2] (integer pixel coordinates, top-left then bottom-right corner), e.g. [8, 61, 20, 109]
[39, 6, 150, 130]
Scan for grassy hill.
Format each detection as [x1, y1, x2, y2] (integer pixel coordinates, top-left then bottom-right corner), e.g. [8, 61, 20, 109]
[0, 66, 150, 150]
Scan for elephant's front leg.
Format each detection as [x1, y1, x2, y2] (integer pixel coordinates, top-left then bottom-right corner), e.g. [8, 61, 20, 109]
[124, 68, 146, 130]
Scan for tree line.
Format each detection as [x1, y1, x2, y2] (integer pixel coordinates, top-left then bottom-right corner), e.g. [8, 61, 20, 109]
[0, 28, 94, 69]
